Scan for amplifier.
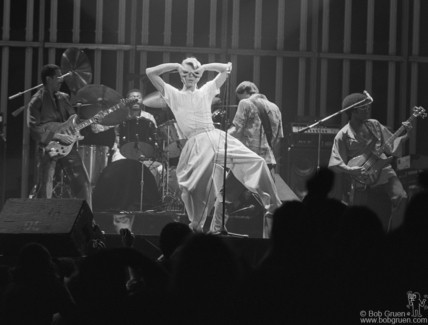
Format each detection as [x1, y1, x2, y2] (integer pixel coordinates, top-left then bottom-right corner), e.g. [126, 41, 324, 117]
[290, 124, 340, 135]
[396, 169, 425, 199]
[287, 123, 339, 149]
[396, 154, 428, 171]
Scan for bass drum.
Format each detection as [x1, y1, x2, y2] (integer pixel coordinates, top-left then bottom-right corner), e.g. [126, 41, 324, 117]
[92, 159, 161, 212]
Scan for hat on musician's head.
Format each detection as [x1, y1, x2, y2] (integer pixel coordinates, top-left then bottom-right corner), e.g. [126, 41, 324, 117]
[236, 81, 259, 95]
[343, 92, 371, 118]
[342, 93, 369, 109]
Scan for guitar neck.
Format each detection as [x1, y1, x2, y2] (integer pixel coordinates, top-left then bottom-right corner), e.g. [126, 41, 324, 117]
[75, 117, 96, 132]
[380, 112, 417, 152]
[74, 101, 124, 132]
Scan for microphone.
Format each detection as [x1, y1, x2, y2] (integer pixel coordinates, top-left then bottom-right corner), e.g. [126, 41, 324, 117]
[60, 71, 72, 79]
[363, 90, 373, 104]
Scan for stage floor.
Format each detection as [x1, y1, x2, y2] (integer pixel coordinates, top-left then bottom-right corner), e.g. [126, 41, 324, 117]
[94, 209, 265, 239]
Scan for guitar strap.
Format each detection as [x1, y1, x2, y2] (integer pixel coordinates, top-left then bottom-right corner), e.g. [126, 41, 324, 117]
[250, 96, 273, 149]
[54, 92, 69, 122]
[364, 120, 381, 142]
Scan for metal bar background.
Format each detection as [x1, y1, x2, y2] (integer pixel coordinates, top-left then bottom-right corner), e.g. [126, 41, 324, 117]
[0, 0, 427, 201]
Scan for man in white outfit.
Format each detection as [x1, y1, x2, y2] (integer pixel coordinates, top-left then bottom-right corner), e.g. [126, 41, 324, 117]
[146, 58, 282, 237]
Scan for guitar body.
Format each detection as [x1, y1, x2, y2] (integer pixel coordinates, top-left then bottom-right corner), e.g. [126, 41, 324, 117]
[348, 152, 393, 186]
[45, 115, 83, 158]
[43, 98, 137, 159]
[346, 106, 427, 187]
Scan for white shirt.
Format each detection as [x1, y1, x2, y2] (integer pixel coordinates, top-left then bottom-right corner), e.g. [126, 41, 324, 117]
[162, 81, 219, 139]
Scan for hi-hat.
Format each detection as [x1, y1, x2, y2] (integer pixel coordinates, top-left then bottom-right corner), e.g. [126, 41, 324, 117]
[61, 48, 93, 94]
[75, 84, 129, 125]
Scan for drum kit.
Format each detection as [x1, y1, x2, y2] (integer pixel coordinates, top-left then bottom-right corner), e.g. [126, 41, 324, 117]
[43, 48, 232, 214]
[79, 88, 187, 213]
[37, 48, 185, 213]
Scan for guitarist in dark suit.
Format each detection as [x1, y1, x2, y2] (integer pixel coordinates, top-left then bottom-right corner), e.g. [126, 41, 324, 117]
[328, 92, 413, 232]
[27, 64, 92, 208]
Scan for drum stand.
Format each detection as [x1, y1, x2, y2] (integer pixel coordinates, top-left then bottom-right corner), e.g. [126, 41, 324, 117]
[159, 125, 184, 213]
[52, 168, 73, 198]
[138, 156, 146, 212]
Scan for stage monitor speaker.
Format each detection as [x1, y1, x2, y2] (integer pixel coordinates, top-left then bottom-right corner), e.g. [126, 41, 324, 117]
[283, 147, 343, 201]
[0, 198, 95, 257]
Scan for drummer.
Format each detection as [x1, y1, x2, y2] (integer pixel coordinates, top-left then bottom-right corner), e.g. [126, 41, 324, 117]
[111, 89, 163, 185]
[111, 88, 158, 161]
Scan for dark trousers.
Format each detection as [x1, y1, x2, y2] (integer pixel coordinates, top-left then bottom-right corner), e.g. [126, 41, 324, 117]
[352, 176, 407, 232]
[37, 146, 92, 208]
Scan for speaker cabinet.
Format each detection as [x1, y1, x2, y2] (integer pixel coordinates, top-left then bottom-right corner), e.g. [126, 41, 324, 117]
[283, 147, 343, 201]
[0, 198, 95, 257]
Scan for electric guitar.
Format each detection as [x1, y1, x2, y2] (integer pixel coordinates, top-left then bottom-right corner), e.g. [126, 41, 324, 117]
[347, 106, 426, 186]
[45, 98, 137, 158]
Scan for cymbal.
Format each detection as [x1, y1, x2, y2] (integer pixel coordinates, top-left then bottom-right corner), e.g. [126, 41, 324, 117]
[61, 48, 93, 94]
[75, 84, 129, 125]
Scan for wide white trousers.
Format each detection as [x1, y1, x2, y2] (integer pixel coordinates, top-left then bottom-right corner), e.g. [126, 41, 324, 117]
[176, 129, 282, 232]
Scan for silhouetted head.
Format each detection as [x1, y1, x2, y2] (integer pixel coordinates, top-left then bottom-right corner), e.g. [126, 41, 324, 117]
[306, 167, 335, 198]
[171, 234, 241, 325]
[14, 242, 55, 279]
[172, 233, 240, 295]
[159, 222, 193, 258]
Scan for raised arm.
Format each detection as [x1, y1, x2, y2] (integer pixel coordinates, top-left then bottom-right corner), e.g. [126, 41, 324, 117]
[196, 62, 232, 89]
[146, 63, 182, 96]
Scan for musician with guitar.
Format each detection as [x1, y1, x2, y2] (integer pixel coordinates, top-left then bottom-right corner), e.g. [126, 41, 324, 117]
[27, 64, 92, 207]
[328, 92, 425, 232]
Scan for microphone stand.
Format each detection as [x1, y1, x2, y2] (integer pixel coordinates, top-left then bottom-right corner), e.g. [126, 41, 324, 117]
[9, 71, 74, 118]
[297, 90, 373, 172]
[219, 78, 248, 238]
[8, 72, 72, 101]
[0, 114, 6, 208]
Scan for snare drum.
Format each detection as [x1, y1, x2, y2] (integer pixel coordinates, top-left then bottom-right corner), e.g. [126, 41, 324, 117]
[158, 120, 187, 158]
[119, 117, 158, 160]
[77, 145, 109, 187]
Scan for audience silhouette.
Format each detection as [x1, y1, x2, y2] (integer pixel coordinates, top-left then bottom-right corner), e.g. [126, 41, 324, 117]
[0, 242, 78, 325]
[0, 168, 427, 324]
[156, 221, 193, 273]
